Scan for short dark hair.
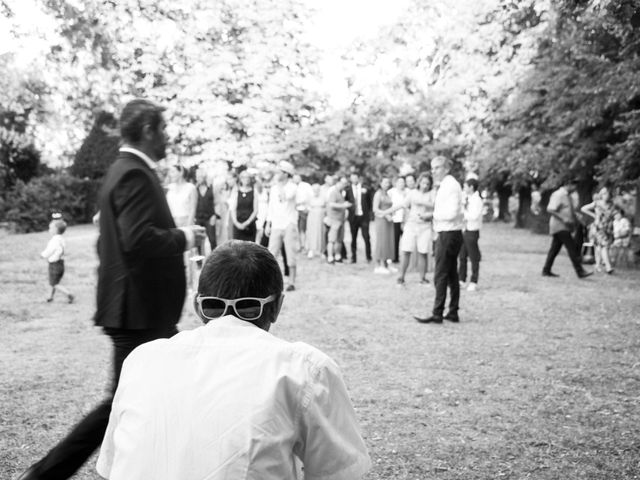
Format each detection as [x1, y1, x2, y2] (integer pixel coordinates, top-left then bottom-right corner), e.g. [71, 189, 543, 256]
[198, 241, 283, 321]
[119, 99, 165, 143]
[465, 178, 479, 191]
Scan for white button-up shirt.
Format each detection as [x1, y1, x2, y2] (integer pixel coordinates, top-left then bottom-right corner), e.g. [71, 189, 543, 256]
[433, 175, 464, 232]
[463, 191, 484, 231]
[96, 316, 371, 480]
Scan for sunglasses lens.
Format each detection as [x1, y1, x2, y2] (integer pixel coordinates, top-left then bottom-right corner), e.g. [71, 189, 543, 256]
[200, 298, 227, 319]
[234, 299, 262, 320]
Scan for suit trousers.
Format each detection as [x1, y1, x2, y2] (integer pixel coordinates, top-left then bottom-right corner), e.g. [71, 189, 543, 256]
[459, 230, 481, 283]
[29, 325, 178, 480]
[433, 230, 463, 318]
[349, 215, 372, 261]
[393, 222, 403, 262]
[543, 230, 584, 276]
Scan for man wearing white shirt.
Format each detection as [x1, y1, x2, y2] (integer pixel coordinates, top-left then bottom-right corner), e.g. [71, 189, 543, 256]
[96, 241, 371, 480]
[459, 178, 483, 291]
[415, 156, 464, 324]
[266, 160, 299, 291]
[293, 174, 313, 252]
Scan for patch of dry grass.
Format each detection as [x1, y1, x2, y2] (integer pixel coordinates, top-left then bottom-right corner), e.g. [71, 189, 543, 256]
[1, 223, 639, 479]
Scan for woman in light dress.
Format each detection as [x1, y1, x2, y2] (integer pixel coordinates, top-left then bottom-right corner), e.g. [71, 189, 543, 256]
[166, 164, 197, 227]
[581, 186, 615, 274]
[372, 176, 395, 273]
[305, 183, 326, 258]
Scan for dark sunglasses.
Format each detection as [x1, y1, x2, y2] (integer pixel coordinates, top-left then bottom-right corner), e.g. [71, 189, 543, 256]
[195, 294, 279, 321]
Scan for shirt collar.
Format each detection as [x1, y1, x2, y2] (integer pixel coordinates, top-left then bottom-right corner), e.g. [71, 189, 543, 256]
[119, 146, 157, 170]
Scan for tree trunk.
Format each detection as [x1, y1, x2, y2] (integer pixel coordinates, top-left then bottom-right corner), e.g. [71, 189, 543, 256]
[530, 189, 552, 235]
[496, 183, 512, 222]
[515, 185, 532, 229]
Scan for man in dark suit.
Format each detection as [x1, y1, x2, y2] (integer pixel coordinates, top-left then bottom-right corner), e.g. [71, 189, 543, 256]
[19, 99, 202, 480]
[345, 172, 372, 263]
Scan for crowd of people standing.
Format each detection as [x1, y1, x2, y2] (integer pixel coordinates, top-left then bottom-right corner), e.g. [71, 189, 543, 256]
[160, 157, 486, 297]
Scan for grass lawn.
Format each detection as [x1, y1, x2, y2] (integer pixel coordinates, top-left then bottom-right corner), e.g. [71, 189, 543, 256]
[1, 222, 639, 479]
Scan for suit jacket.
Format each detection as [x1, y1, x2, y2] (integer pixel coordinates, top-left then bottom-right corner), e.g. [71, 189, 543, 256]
[345, 183, 373, 221]
[95, 151, 187, 330]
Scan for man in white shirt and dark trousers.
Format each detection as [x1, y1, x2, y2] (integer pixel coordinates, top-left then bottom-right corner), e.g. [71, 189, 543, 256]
[415, 156, 464, 324]
[459, 177, 483, 291]
[96, 240, 371, 480]
[266, 160, 299, 291]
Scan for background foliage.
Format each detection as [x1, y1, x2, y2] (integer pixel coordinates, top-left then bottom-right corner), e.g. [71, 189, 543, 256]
[1, 0, 639, 232]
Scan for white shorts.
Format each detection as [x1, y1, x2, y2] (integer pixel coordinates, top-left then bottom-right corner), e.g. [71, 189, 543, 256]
[268, 223, 299, 267]
[399, 222, 432, 254]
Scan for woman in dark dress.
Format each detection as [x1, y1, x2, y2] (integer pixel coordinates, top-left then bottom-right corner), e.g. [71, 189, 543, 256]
[230, 169, 258, 241]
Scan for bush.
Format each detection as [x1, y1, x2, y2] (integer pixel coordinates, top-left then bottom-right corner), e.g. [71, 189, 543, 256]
[71, 111, 119, 180]
[3, 173, 100, 233]
[0, 127, 42, 191]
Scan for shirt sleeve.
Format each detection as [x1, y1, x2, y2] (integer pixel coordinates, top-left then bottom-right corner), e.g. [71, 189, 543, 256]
[297, 357, 371, 480]
[41, 237, 61, 260]
[547, 190, 560, 212]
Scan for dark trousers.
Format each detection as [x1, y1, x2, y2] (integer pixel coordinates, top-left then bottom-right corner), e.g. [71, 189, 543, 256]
[30, 326, 178, 479]
[433, 230, 464, 318]
[393, 222, 403, 262]
[459, 230, 481, 283]
[543, 230, 584, 276]
[349, 215, 371, 261]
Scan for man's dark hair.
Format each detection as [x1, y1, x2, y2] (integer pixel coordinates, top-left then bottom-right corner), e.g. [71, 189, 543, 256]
[119, 99, 165, 143]
[465, 178, 479, 191]
[198, 241, 283, 322]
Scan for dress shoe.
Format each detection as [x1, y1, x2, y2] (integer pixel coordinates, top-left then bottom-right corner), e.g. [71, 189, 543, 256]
[444, 312, 460, 323]
[542, 271, 559, 277]
[578, 270, 593, 279]
[285, 284, 296, 291]
[414, 315, 443, 324]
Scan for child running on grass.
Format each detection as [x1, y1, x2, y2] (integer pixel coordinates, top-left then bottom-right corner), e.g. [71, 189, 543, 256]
[41, 214, 74, 303]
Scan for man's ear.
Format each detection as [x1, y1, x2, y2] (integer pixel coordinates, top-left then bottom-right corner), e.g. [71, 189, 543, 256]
[141, 123, 155, 142]
[271, 294, 284, 324]
[193, 293, 207, 323]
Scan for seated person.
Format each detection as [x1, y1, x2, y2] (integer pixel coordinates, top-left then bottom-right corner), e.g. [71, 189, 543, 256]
[97, 240, 371, 480]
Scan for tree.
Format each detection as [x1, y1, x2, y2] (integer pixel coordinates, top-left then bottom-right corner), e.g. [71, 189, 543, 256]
[71, 110, 119, 180]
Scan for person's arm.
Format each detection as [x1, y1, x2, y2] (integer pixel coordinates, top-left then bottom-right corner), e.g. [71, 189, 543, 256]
[40, 238, 61, 260]
[580, 201, 596, 219]
[112, 170, 187, 257]
[243, 188, 259, 227]
[372, 191, 383, 217]
[296, 354, 371, 480]
[229, 193, 243, 229]
[187, 184, 197, 227]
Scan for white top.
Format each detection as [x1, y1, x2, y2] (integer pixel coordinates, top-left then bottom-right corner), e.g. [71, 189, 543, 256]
[295, 181, 314, 212]
[403, 189, 435, 225]
[166, 182, 197, 227]
[41, 235, 65, 262]
[463, 191, 483, 231]
[350, 184, 365, 216]
[432, 175, 464, 232]
[267, 181, 298, 230]
[96, 316, 371, 480]
[388, 187, 407, 222]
